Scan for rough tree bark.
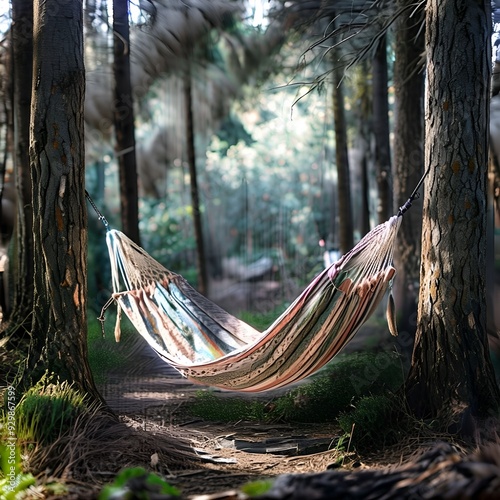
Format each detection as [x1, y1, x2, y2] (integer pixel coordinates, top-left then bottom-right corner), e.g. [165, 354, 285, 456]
[406, 0, 500, 424]
[25, 0, 101, 401]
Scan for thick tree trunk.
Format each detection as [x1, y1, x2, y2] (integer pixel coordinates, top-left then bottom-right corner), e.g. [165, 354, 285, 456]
[113, 0, 140, 245]
[184, 71, 208, 294]
[332, 50, 354, 254]
[406, 0, 500, 424]
[373, 34, 392, 225]
[26, 0, 101, 402]
[5, 0, 34, 330]
[392, 0, 425, 336]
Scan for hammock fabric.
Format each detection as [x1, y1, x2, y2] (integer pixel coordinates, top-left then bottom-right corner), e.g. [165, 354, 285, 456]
[102, 214, 402, 392]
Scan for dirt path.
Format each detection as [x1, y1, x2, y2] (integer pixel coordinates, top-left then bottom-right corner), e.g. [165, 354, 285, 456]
[96, 338, 348, 496]
[94, 333, 403, 497]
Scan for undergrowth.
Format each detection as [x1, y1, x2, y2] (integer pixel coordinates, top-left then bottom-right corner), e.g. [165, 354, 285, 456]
[0, 375, 93, 499]
[189, 349, 407, 449]
[270, 350, 403, 422]
[190, 392, 268, 422]
[99, 467, 181, 499]
[13, 375, 90, 447]
[338, 393, 402, 448]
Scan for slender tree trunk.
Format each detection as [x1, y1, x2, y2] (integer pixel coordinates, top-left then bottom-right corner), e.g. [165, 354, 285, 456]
[26, 0, 101, 402]
[360, 154, 370, 236]
[332, 49, 354, 254]
[0, 41, 12, 321]
[354, 60, 372, 236]
[85, 0, 97, 30]
[392, 0, 425, 335]
[184, 70, 208, 294]
[113, 0, 140, 245]
[4, 0, 34, 331]
[373, 34, 392, 225]
[406, 0, 500, 424]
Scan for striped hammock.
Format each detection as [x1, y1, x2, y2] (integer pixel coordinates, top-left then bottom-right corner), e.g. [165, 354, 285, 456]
[100, 214, 403, 392]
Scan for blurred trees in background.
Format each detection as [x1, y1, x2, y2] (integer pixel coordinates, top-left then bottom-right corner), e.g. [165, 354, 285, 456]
[0, 0, 498, 321]
[0, 1, 430, 312]
[6, 0, 33, 336]
[112, 0, 140, 245]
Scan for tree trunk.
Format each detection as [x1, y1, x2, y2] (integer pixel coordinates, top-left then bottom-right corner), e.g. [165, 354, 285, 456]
[392, 0, 425, 336]
[184, 70, 208, 294]
[406, 0, 500, 424]
[332, 49, 354, 254]
[359, 155, 370, 236]
[113, 0, 140, 245]
[4, 0, 34, 332]
[354, 60, 372, 237]
[26, 0, 101, 402]
[373, 33, 392, 225]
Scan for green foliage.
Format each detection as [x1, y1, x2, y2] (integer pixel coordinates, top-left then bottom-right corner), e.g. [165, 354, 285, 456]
[0, 473, 36, 500]
[203, 82, 334, 278]
[139, 197, 197, 282]
[240, 479, 274, 497]
[0, 443, 35, 500]
[213, 114, 255, 156]
[269, 351, 403, 423]
[328, 433, 351, 467]
[239, 303, 289, 331]
[14, 377, 88, 446]
[42, 482, 69, 497]
[99, 467, 180, 500]
[338, 394, 400, 449]
[190, 391, 267, 422]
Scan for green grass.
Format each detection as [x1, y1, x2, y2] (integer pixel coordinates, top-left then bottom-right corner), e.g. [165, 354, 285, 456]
[239, 303, 290, 331]
[87, 312, 137, 384]
[99, 467, 180, 499]
[188, 350, 404, 429]
[338, 393, 402, 448]
[268, 350, 404, 423]
[240, 479, 274, 497]
[190, 391, 268, 422]
[0, 377, 99, 498]
[13, 376, 89, 447]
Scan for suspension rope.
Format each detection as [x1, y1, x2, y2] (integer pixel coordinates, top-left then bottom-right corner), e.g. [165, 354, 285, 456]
[85, 190, 109, 230]
[397, 167, 430, 218]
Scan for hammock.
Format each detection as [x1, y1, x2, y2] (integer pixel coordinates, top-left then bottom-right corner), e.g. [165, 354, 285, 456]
[91, 178, 424, 393]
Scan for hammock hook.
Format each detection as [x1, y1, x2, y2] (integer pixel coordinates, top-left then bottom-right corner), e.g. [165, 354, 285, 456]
[85, 190, 110, 229]
[397, 167, 430, 217]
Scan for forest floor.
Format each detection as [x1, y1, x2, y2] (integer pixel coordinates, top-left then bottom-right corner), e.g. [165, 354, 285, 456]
[91, 331, 486, 500]
[97, 341, 345, 497]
